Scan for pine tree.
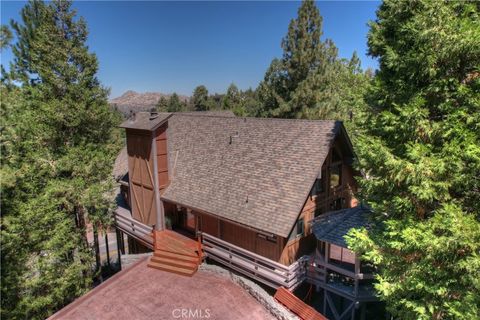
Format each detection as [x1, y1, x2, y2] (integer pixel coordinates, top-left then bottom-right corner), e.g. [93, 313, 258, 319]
[191, 85, 211, 111]
[0, 25, 12, 50]
[1, 1, 121, 318]
[1, 25, 13, 85]
[348, 1, 480, 319]
[222, 83, 240, 110]
[166, 93, 186, 112]
[156, 96, 168, 112]
[257, 0, 368, 120]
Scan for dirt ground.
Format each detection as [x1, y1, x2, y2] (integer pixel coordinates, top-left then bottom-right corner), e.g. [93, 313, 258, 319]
[49, 258, 275, 320]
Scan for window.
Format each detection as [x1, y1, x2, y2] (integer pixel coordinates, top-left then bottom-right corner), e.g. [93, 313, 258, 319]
[296, 218, 305, 238]
[257, 233, 277, 243]
[330, 198, 344, 210]
[288, 218, 305, 241]
[311, 179, 322, 196]
[330, 164, 341, 188]
[329, 244, 356, 265]
[332, 148, 342, 162]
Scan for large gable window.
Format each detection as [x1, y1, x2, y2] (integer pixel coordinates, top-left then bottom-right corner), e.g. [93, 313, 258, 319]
[330, 164, 341, 188]
[311, 178, 324, 196]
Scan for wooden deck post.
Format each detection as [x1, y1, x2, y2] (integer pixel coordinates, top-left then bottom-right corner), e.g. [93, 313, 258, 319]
[116, 228, 122, 270]
[105, 232, 111, 268]
[197, 234, 202, 260]
[151, 131, 164, 231]
[93, 224, 101, 271]
[120, 230, 125, 254]
[354, 256, 361, 297]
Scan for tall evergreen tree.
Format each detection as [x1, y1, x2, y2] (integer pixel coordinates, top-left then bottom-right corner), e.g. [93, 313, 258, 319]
[222, 83, 240, 110]
[220, 83, 262, 117]
[166, 92, 186, 112]
[1, 25, 13, 85]
[155, 96, 168, 112]
[1, 1, 121, 318]
[348, 1, 480, 319]
[191, 85, 211, 111]
[257, 0, 368, 121]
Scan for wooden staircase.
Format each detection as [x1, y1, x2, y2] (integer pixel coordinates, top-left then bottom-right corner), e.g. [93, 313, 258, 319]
[148, 230, 203, 276]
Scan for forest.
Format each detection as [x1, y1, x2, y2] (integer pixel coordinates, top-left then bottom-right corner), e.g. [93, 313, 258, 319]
[1, 0, 479, 319]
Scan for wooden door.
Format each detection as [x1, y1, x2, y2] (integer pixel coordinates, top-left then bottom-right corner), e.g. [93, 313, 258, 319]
[185, 209, 196, 231]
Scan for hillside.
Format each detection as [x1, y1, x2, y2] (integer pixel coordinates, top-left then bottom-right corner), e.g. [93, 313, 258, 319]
[110, 90, 189, 116]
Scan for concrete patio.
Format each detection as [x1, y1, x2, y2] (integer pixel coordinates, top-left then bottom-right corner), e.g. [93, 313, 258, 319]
[49, 257, 274, 320]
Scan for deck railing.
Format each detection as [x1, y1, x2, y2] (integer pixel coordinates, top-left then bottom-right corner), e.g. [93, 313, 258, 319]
[200, 232, 308, 290]
[305, 256, 377, 302]
[114, 210, 154, 249]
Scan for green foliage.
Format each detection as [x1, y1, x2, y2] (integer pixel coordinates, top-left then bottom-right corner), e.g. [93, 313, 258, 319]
[1, 1, 122, 318]
[191, 85, 213, 111]
[155, 96, 168, 112]
[352, 1, 480, 318]
[0, 25, 13, 50]
[222, 83, 240, 110]
[166, 92, 187, 112]
[257, 0, 371, 121]
[221, 83, 262, 116]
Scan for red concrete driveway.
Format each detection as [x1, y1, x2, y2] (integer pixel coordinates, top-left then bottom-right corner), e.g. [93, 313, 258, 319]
[50, 258, 274, 320]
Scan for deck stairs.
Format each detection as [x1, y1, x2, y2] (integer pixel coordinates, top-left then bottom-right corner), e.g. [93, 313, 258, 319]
[147, 230, 203, 276]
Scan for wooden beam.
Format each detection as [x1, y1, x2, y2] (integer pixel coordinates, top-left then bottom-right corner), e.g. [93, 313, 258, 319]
[326, 291, 341, 320]
[338, 301, 355, 320]
[151, 131, 164, 231]
[323, 288, 327, 316]
[105, 232, 110, 268]
[116, 228, 123, 270]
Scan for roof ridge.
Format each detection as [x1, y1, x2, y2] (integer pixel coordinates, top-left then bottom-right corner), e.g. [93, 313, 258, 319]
[173, 113, 341, 123]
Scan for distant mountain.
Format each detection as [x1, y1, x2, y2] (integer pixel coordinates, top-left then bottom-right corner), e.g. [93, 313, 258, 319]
[110, 90, 189, 117]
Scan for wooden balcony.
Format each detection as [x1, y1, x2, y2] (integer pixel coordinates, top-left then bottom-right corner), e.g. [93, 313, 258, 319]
[306, 255, 377, 302]
[200, 232, 308, 290]
[114, 203, 154, 249]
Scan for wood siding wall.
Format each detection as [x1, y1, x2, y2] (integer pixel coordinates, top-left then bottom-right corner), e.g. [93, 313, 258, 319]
[216, 216, 283, 261]
[167, 208, 285, 262]
[126, 129, 157, 226]
[279, 138, 358, 265]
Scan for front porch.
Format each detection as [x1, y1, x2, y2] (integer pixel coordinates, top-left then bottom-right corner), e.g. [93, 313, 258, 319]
[113, 203, 309, 288]
[113, 197, 203, 276]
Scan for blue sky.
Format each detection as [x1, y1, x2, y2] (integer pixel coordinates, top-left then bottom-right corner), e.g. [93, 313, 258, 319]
[1, 1, 379, 98]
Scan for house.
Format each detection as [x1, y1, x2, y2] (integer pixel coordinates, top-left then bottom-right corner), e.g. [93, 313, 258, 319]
[113, 111, 375, 319]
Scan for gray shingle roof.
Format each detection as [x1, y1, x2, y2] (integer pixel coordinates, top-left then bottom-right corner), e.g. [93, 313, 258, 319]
[161, 115, 342, 237]
[119, 112, 172, 131]
[119, 111, 235, 131]
[311, 206, 373, 248]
